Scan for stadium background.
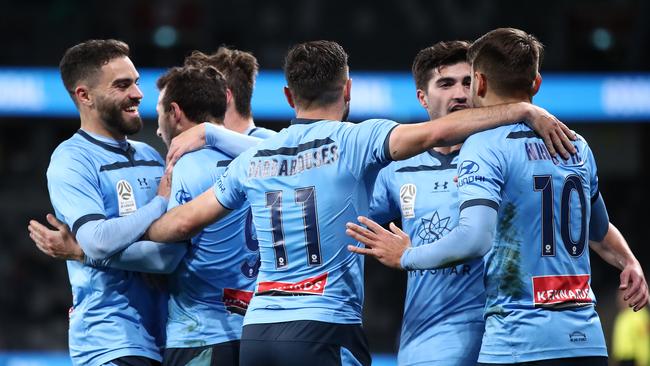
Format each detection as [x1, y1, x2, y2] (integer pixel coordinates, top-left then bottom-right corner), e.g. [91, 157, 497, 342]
[0, 0, 649, 364]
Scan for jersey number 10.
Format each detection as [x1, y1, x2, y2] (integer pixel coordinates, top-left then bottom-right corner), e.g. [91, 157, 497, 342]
[266, 186, 323, 269]
[533, 175, 587, 258]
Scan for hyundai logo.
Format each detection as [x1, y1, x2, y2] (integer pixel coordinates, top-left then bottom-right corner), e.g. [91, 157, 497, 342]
[458, 160, 480, 177]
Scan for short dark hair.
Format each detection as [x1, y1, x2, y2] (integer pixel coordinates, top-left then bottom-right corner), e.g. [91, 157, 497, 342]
[283, 40, 348, 107]
[184, 47, 258, 118]
[59, 39, 130, 100]
[156, 66, 228, 124]
[468, 28, 544, 98]
[412, 40, 470, 91]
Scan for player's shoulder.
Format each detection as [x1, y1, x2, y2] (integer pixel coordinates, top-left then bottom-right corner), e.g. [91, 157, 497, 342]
[465, 122, 527, 147]
[352, 118, 398, 131]
[50, 133, 95, 167]
[573, 132, 592, 154]
[248, 126, 277, 139]
[48, 135, 98, 181]
[175, 147, 229, 172]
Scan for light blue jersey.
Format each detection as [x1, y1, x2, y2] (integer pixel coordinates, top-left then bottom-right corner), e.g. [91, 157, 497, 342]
[47, 130, 166, 366]
[214, 118, 397, 325]
[370, 150, 485, 365]
[166, 146, 258, 348]
[457, 123, 607, 363]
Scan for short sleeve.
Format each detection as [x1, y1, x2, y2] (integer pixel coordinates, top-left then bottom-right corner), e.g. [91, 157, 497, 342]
[339, 119, 398, 180]
[213, 153, 247, 210]
[457, 132, 505, 211]
[368, 167, 399, 224]
[584, 144, 600, 200]
[47, 152, 106, 234]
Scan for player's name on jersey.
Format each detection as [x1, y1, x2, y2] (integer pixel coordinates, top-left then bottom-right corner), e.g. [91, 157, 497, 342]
[247, 142, 339, 179]
[525, 141, 583, 166]
[408, 264, 473, 277]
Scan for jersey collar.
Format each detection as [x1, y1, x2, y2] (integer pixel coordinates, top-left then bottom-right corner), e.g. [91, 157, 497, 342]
[427, 148, 459, 168]
[290, 118, 325, 125]
[77, 129, 135, 159]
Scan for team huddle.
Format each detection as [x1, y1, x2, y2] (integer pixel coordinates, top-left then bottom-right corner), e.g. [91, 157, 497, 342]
[27, 28, 649, 366]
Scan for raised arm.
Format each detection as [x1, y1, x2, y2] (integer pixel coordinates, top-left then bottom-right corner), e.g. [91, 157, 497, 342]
[388, 102, 575, 161]
[166, 122, 262, 170]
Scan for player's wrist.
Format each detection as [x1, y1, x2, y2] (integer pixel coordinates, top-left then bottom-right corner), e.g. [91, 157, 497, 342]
[400, 247, 412, 270]
[518, 102, 535, 124]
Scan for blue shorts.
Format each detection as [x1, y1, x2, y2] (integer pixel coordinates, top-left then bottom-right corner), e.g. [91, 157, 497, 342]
[162, 340, 239, 366]
[103, 356, 161, 366]
[477, 356, 608, 366]
[240, 320, 370, 366]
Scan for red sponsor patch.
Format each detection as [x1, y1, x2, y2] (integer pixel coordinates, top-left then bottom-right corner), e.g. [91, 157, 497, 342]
[223, 289, 253, 315]
[532, 274, 593, 307]
[257, 273, 328, 296]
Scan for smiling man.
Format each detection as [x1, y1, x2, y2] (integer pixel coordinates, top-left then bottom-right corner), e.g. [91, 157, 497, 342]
[45, 39, 169, 366]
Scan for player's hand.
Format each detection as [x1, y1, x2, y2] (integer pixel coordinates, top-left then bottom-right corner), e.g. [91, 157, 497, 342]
[165, 123, 206, 173]
[157, 170, 172, 199]
[619, 260, 649, 311]
[346, 216, 410, 269]
[28, 214, 84, 262]
[524, 104, 576, 160]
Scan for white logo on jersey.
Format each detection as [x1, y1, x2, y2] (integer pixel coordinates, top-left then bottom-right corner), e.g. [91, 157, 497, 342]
[399, 183, 417, 219]
[116, 179, 137, 216]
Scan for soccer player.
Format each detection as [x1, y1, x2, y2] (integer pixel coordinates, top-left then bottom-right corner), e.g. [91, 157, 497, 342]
[164, 47, 276, 169]
[156, 65, 258, 366]
[38, 39, 170, 366]
[369, 40, 484, 365]
[144, 40, 575, 366]
[346, 28, 649, 365]
[30, 65, 260, 366]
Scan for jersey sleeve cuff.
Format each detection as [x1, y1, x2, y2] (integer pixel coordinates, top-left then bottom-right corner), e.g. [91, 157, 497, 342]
[212, 185, 235, 211]
[459, 198, 499, 212]
[382, 124, 399, 162]
[72, 213, 106, 235]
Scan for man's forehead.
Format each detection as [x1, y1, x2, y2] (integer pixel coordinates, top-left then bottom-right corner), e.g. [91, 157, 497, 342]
[99, 56, 139, 81]
[430, 62, 471, 80]
[157, 87, 166, 103]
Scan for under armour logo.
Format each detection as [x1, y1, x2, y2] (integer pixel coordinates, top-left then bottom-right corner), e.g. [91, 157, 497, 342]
[433, 181, 449, 190]
[137, 178, 148, 187]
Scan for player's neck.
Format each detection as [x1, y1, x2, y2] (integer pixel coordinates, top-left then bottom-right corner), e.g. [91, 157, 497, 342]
[223, 108, 254, 134]
[295, 105, 345, 122]
[433, 144, 462, 155]
[480, 93, 531, 108]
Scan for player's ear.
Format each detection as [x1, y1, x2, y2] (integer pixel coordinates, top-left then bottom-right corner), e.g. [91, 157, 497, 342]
[74, 85, 92, 107]
[416, 89, 428, 109]
[475, 71, 487, 98]
[225, 88, 234, 106]
[170, 102, 183, 124]
[284, 86, 295, 109]
[343, 78, 352, 103]
[531, 73, 542, 97]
